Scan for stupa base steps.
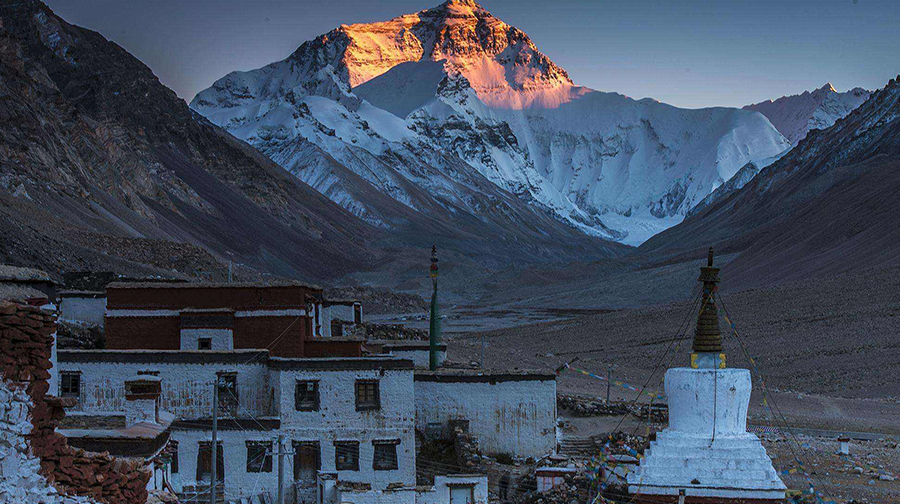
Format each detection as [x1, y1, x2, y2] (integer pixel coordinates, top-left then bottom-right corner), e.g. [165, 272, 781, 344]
[627, 492, 787, 504]
[627, 434, 786, 502]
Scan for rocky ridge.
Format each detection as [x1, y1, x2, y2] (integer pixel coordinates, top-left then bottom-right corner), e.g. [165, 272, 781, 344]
[745, 83, 871, 145]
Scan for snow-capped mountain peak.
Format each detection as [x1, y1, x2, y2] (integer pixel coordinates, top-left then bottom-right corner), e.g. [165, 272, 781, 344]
[744, 83, 871, 145]
[192, 0, 791, 245]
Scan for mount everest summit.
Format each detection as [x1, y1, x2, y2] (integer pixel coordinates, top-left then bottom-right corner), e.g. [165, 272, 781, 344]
[192, 0, 794, 245]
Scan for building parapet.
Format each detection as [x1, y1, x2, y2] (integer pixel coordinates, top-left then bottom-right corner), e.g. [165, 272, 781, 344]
[413, 370, 556, 383]
[268, 356, 414, 371]
[58, 349, 269, 365]
[58, 290, 105, 298]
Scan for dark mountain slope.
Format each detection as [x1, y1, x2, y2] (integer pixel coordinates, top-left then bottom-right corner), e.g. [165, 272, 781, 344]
[0, 0, 372, 281]
[639, 76, 900, 289]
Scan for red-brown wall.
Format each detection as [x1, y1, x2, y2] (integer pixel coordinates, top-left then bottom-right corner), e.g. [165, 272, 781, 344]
[233, 316, 308, 358]
[304, 340, 364, 358]
[105, 316, 181, 350]
[104, 284, 324, 357]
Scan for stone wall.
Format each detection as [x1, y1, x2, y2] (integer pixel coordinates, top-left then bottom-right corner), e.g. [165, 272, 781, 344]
[0, 301, 151, 504]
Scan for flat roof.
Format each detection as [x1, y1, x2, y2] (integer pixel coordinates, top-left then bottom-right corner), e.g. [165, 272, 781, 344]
[58, 349, 270, 365]
[376, 341, 447, 351]
[107, 280, 322, 290]
[269, 356, 415, 371]
[414, 369, 556, 383]
[323, 298, 360, 305]
[58, 290, 106, 298]
[58, 350, 414, 370]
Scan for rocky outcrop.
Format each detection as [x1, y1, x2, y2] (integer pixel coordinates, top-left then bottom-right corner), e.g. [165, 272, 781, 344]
[0, 301, 150, 503]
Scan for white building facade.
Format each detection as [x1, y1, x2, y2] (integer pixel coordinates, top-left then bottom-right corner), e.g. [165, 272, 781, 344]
[414, 371, 558, 457]
[55, 351, 438, 504]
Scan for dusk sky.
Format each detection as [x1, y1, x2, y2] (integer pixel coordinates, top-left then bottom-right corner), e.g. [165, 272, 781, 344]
[46, 0, 900, 109]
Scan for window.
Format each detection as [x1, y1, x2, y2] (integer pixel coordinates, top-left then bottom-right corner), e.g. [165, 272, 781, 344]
[355, 380, 379, 411]
[294, 441, 321, 484]
[217, 372, 238, 414]
[171, 441, 179, 474]
[334, 441, 359, 471]
[372, 440, 399, 471]
[295, 381, 319, 411]
[331, 320, 343, 338]
[60, 372, 81, 400]
[196, 441, 224, 483]
[246, 441, 273, 473]
[354, 305, 362, 324]
[198, 338, 212, 350]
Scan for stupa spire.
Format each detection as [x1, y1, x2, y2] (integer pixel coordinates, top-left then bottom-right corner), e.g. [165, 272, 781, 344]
[692, 247, 724, 367]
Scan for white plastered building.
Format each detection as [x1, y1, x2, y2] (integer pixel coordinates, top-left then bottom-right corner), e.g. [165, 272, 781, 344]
[57, 350, 487, 504]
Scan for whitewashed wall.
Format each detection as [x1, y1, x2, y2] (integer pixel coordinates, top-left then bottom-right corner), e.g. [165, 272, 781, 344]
[336, 486, 416, 504]
[169, 427, 279, 502]
[180, 328, 234, 351]
[57, 351, 271, 418]
[414, 374, 557, 457]
[417, 475, 489, 504]
[272, 358, 416, 492]
[58, 295, 106, 327]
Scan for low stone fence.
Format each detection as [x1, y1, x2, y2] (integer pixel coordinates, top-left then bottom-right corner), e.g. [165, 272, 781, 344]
[0, 301, 151, 504]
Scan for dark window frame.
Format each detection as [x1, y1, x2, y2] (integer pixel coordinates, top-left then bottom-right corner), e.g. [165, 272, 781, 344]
[293, 441, 321, 482]
[216, 372, 238, 414]
[171, 441, 179, 474]
[198, 338, 212, 350]
[245, 441, 273, 473]
[295, 380, 320, 411]
[355, 380, 380, 411]
[196, 441, 224, 483]
[334, 441, 359, 471]
[60, 371, 81, 400]
[372, 440, 399, 471]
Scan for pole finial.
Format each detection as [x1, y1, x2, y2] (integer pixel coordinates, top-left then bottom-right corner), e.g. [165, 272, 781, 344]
[708, 247, 714, 267]
[429, 245, 438, 279]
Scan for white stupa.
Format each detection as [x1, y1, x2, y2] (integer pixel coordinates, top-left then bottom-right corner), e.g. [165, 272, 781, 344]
[626, 249, 786, 503]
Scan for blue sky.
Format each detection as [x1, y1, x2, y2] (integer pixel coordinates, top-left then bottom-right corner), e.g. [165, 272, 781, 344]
[46, 0, 900, 108]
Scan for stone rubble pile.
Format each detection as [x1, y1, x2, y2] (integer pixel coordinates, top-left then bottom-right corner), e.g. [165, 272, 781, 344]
[522, 472, 591, 504]
[0, 380, 96, 504]
[450, 419, 482, 468]
[0, 301, 151, 504]
[344, 321, 428, 341]
[557, 394, 630, 417]
[630, 403, 668, 423]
